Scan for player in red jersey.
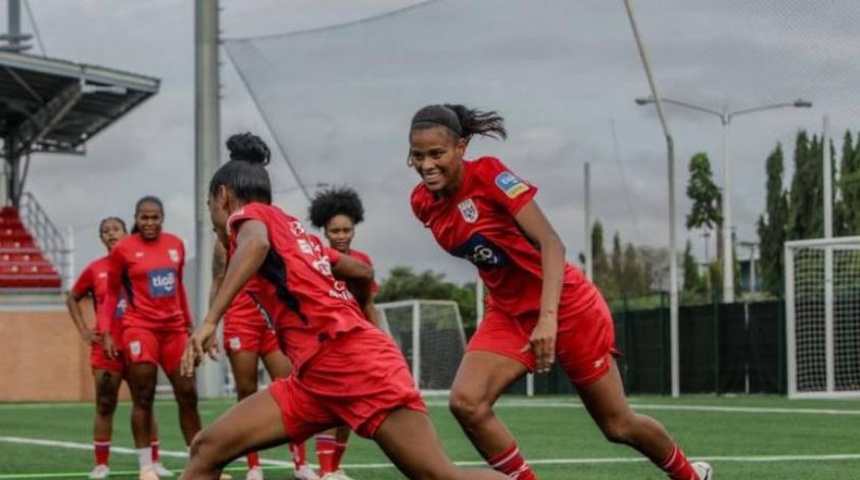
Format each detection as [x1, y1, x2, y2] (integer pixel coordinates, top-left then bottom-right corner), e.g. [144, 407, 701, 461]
[179, 132, 508, 480]
[407, 104, 713, 480]
[211, 138, 319, 480]
[98, 196, 202, 480]
[67, 217, 172, 479]
[308, 186, 379, 480]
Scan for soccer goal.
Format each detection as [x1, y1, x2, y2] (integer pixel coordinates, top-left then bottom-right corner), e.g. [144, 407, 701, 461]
[785, 236, 860, 399]
[377, 299, 467, 395]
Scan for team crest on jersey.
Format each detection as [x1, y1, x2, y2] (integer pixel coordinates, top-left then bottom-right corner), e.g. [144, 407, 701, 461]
[130, 341, 142, 357]
[494, 171, 529, 199]
[167, 248, 180, 263]
[297, 238, 314, 255]
[229, 337, 241, 351]
[458, 198, 479, 224]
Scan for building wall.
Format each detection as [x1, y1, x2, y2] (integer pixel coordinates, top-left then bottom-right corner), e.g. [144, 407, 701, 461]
[0, 301, 130, 402]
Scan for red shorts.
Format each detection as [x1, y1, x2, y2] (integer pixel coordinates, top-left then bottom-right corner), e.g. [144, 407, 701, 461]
[90, 342, 125, 373]
[223, 318, 279, 356]
[123, 327, 188, 374]
[468, 292, 618, 387]
[268, 326, 426, 442]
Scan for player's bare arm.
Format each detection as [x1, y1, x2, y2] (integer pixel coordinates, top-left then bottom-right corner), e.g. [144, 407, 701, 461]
[331, 254, 378, 324]
[514, 200, 565, 373]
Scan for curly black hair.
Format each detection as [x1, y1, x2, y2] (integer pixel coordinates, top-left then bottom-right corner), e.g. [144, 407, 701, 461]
[308, 186, 365, 229]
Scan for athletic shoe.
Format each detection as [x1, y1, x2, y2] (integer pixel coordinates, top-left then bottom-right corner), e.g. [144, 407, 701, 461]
[321, 470, 355, 480]
[153, 462, 174, 477]
[139, 467, 160, 480]
[246, 467, 264, 480]
[88, 465, 110, 479]
[692, 461, 713, 480]
[294, 465, 321, 480]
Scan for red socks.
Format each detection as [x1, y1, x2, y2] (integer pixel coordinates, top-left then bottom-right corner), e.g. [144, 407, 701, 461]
[150, 438, 160, 463]
[289, 442, 307, 469]
[660, 444, 699, 480]
[487, 443, 538, 479]
[94, 439, 110, 466]
[246, 452, 260, 469]
[315, 435, 337, 474]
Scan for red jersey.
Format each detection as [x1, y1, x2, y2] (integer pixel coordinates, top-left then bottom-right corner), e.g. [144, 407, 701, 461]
[411, 156, 595, 316]
[344, 248, 379, 293]
[98, 232, 192, 333]
[227, 203, 368, 371]
[72, 256, 127, 344]
[224, 287, 264, 327]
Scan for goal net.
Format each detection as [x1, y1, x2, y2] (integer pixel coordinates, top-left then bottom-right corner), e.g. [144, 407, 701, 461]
[785, 236, 860, 399]
[377, 299, 467, 395]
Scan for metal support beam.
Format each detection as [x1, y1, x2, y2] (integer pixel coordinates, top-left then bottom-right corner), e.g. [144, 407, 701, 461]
[11, 81, 82, 158]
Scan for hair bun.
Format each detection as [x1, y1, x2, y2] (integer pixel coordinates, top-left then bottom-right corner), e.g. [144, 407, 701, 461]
[226, 132, 271, 166]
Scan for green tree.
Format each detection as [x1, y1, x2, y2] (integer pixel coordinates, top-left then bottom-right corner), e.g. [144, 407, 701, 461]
[788, 131, 823, 240]
[377, 266, 477, 327]
[621, 242, 645, 296]
[682, 239, 704, 294]
[757, 144, 789, 295]
[836, 130, 860, 235]
[685, 152, 722, 264]
[591, 221, 614, 296]
[611, 232, 623, 296]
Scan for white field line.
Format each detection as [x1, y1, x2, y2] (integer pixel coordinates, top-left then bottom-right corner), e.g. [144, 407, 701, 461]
[1, 436, 860, 470]
[4, 399, 860, 416]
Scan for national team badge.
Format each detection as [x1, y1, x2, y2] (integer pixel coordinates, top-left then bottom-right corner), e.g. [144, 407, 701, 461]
[229, 337, 241, 351]
[168, 248, 180, 263]
[458, 198, 479, 224]
[130, 341, 142, 357]
[494, 171, 530, 199]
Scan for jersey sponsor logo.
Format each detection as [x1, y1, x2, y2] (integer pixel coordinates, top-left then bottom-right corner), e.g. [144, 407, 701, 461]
[168, 248, 180, 263]
[458, 198, 479, 224]
[313, 257, 334, 277]
[494, 171, 529, 199]
[98, 272, 107, 279]
[449, 233, 508, 269]
[147, 268, 177, 298]
[328, 281, 354, 301]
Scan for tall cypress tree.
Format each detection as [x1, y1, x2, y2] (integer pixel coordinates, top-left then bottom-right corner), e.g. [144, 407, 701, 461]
[757, 144, 788, 295]
[788, 131, 823, 240]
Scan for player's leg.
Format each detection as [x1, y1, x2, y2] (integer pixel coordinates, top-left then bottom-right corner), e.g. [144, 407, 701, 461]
[260, 339, 317, 480]
[147, 414, 173, 477]
[562, 299, 711, 480]
[228, 350, 265, 478]
[163, 332, 202, 446]
[127, 362, 158, 477]
[90, 367, 123, 478]
[448, 308, 537, 478]
[182, 389, 290, 480]
[577, 359, 710, 480]
[373, 408, 510, 480]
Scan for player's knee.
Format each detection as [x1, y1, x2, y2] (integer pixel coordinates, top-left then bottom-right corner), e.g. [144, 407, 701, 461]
[598, 414, 635, 444]
[448, 389, 491, 424]
[188, 429, 211, 461]
[175, 387, 198, 410]
[234, 380, 258, 400]
[132, 385, 156, 410]
[95, 394, 118, 417]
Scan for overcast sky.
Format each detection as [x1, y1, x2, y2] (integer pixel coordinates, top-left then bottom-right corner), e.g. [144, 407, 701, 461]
[11, 0, 860, 286]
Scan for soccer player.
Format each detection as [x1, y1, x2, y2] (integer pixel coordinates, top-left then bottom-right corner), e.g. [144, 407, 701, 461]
[212, 237, 319, 480]
[407, 104, 714, 480]
[308, 186, 379, 480]
[98, 196, 202, 480]
[179, 132, 509, 480]
[67, 217, 172, 479]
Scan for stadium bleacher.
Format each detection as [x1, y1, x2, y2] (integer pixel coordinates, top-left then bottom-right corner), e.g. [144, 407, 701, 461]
[0, 206, 62, 289]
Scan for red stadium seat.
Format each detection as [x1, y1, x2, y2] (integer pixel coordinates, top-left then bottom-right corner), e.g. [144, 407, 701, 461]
[0, 207, 63, 291]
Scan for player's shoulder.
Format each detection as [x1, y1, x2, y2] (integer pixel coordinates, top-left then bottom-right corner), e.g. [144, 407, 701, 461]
[410, 181, 434, 219]
[468, 156, 513, 185]
[349, 248, 372, 265]
[160, 232, 184, 247]
[111, 235, 135, 253]
[88, 255, 111, 271]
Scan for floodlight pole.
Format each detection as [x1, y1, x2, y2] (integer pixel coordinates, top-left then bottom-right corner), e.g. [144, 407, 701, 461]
[194, 0, 222, 398]
[623, 0, 680, 397]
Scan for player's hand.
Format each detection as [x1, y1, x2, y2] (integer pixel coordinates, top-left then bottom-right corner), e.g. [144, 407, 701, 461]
[102, 334, 119, 360]
[203, 335, 220, 361]
[522, 313, 558, 373]
[81, 329, 99, 345]
[182, 321, 217, 377]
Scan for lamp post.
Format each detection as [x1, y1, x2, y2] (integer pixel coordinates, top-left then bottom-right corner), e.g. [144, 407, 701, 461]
[635, 97, 812, 303]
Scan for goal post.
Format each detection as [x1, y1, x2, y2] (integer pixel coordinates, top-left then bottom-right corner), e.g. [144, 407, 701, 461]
[785, 236, 860, 399]
[376, 299, 467, 395]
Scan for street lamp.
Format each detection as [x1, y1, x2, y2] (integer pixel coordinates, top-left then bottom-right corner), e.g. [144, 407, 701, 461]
[635, 96, 812, 303]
